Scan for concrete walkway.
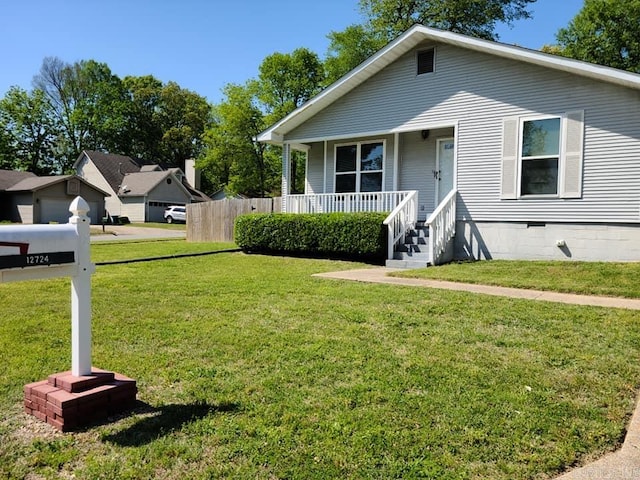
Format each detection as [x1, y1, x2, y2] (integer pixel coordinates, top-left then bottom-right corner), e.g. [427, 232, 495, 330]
[314, 267, 640, 479]
[313, 267, 640, 310]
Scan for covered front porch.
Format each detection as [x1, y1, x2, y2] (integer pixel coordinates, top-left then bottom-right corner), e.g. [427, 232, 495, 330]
[280, 126, 458, 266]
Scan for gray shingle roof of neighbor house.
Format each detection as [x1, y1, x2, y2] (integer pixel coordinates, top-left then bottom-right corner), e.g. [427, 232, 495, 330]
[118, 170, 184, 196]
[79, 151, 141, 192]
[140, 164, 163, 172]
[257, 24, 640, 144]
[0, 169, 37, 190]
[6, 174, 110, 196]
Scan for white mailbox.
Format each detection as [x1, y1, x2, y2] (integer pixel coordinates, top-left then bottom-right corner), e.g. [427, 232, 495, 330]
[0, 197, 95, 376]
[0, 224, 78, 272]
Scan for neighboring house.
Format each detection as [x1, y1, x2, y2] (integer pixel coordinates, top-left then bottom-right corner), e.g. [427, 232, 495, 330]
[258, 25, 640, 266]
[74, 151, 209, 223]
[209, 189, 249, 201]
[0, 169, 109, 224]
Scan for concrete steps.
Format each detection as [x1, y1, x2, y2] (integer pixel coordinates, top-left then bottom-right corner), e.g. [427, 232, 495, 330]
[385, 223, 430, 269]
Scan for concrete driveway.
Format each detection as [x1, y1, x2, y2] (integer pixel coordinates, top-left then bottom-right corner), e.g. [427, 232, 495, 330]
[91, 225, 186, 242]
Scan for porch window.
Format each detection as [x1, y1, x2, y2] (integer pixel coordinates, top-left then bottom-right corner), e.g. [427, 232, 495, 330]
[520, 117, 560, 195]
[335, 141, 384, 193]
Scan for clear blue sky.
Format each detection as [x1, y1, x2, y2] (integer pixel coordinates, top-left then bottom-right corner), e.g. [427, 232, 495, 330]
[1, 0, 584, 104]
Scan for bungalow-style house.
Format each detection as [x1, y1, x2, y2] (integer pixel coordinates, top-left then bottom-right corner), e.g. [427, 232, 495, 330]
[0, 169, 109, 224]
[74, 151, 208, 223]
[258, 25, 640, 267]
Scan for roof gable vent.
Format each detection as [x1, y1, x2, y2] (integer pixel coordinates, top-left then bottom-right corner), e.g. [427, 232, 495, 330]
[417, 48, 435, 75]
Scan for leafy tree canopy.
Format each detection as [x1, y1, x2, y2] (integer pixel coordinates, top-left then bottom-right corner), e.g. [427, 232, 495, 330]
[361, 0, 536, 40]
[258, 48, 325, 122]
[199, 82, 279, 197]
[0, 86, 59, 174]
[0, 57, 211, 175]
[325, 0, 536, 82]
[555, 0, 640, 73]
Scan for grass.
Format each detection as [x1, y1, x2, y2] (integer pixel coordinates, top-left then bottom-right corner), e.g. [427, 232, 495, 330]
[1, 243, 639, 478]
[129, 222, 187, 230]
[391, 260, 640, 299]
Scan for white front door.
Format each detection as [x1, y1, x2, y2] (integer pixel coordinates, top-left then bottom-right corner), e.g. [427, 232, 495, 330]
[436, 138, 455, 205]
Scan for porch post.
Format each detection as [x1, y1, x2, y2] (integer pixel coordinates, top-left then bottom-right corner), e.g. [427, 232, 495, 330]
[393, 132, 399, 191]
[281, 143, 291, 212]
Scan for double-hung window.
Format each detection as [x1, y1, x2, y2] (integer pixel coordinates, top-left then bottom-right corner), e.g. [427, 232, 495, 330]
[335, 141, 384, 193]
[520, 116, 561, 195]
[501, 110, 584, 199]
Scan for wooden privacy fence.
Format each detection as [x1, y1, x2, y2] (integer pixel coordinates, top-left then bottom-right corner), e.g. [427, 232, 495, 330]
[187, 197, 281, 242]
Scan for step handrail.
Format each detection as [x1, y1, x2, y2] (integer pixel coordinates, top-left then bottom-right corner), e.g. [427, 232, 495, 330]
[383, 190, 418, 260]
[426, 189, 457, 265]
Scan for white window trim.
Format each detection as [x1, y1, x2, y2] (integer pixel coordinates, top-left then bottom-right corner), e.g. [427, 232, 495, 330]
[517, 114, 562, 198]
[334, 139, 386, 193]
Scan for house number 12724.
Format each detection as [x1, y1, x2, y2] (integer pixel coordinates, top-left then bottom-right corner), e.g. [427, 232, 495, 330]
[26, 255, 50, 265]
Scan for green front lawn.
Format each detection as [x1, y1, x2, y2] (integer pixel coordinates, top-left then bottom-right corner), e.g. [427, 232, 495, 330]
[392, 260, 640, 299]
[1, 243, 639, 479]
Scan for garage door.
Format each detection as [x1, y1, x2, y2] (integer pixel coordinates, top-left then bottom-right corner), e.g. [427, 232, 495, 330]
[40, 198, 72, 224]
[148, 204, 166, 223]
[88, 202, 100, 224]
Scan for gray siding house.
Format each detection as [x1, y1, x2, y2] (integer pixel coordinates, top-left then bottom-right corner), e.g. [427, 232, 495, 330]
[258, 25, 640, 266]
[0, 170, 109, 224]
[74, 151, 209, 223]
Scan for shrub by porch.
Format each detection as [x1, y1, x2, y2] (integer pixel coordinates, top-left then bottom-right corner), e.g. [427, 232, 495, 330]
[234, 212, 387, 260]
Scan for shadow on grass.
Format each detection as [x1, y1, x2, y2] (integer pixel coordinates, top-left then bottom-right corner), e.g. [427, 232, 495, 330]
[102, 400, 240, 446]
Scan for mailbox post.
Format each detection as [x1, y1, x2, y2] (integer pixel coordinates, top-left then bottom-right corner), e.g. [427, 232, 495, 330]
[2, 197, 137, 432]
[69, 197, 93, 376]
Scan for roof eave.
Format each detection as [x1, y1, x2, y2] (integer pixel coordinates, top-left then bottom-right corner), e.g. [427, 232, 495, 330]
[257, 25, 640, 143]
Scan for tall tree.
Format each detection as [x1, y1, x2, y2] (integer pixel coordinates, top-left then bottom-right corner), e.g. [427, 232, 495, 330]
[326, 0, 537, 80]
[155, 82, 211, 170]
[32, 57, 130, 171]
[0, 114, 17, 170]
[360, 0, 537, 41]
[258, 48, 326, 121]
[324, 25, 388, 85]
[555, 0, 640, 73]
[0, 87, 59, 174]
[199, 82, 278, 197]
[122, 75, 164, 161]
[258, 48, 325, 193]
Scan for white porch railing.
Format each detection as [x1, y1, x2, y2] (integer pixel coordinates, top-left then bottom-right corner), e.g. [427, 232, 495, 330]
[382, 191, 419, 261]
[285, 191, 414, 214]
[426, 189, 457, 265]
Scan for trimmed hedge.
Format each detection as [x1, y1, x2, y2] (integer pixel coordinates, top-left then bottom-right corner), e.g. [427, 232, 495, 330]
[235, 212, 388, 260]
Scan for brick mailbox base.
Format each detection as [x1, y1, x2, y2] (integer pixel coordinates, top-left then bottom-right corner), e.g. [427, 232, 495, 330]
[24, 368, 137, 431]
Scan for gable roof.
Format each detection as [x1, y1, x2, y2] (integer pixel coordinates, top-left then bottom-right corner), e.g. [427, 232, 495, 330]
[7, 175, 73, 191]
[77, 150, 141, 192]
[0, 169, 37, 190]
[258, 24, 640, 144]
[119, 170, 191, 197]
[6, 174, 110, 196]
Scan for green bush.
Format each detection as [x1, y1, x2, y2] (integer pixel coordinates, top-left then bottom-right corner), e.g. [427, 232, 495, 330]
[235, 212, 387, 260]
